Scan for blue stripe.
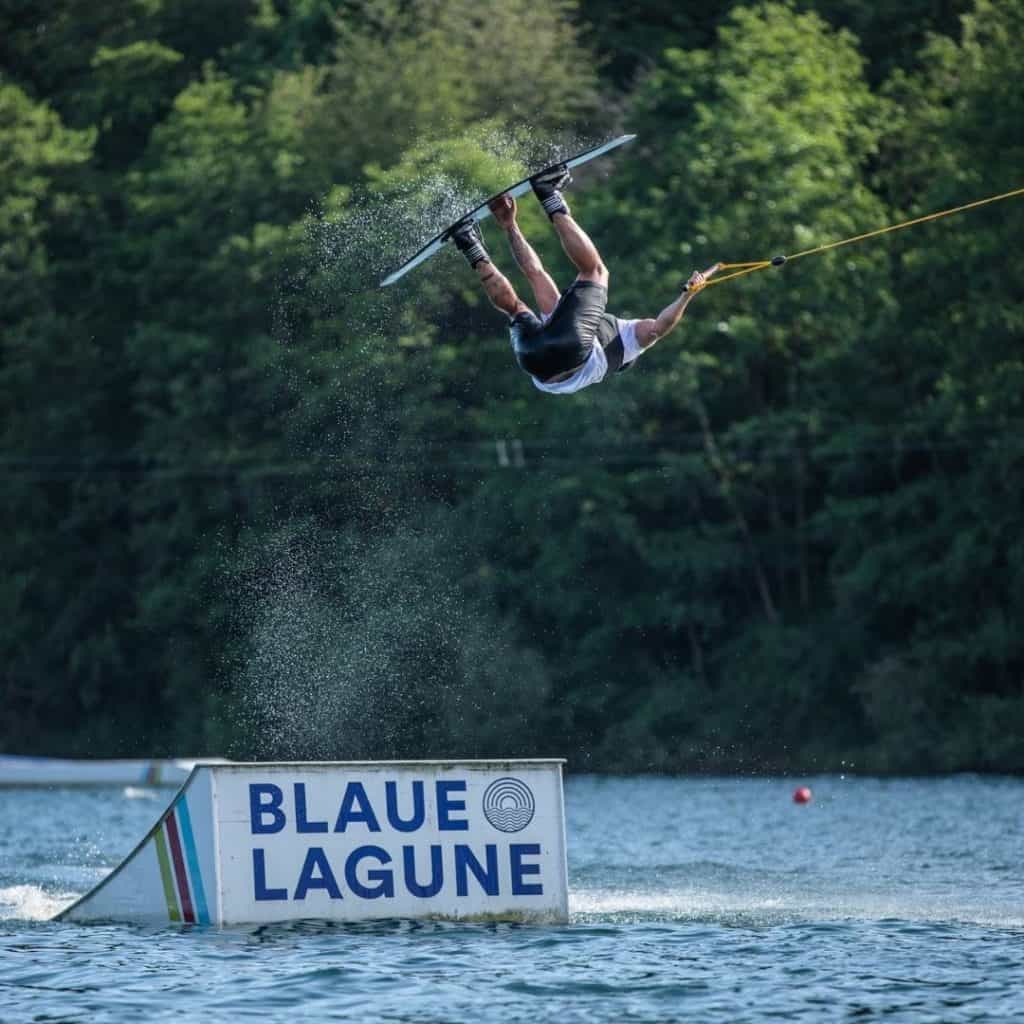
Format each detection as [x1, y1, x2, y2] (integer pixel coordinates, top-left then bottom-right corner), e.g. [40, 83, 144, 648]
[175, 797, 210, 925]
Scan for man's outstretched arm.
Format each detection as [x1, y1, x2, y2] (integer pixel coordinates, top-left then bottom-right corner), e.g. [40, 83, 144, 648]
[634, 264, 722, 350]
[489, 196, 560, 316]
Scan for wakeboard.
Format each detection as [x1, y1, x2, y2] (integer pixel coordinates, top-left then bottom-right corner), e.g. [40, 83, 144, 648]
[380, 134, 636, 287]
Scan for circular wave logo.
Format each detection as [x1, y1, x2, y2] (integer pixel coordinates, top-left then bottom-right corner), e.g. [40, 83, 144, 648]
[482, 777, 535, 833]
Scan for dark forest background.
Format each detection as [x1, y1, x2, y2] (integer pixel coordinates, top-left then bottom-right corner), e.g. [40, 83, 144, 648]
[2, 0, 1023, 772]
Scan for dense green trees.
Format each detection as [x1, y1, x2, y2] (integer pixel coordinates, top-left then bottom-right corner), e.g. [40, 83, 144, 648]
[1, 0, 1021, 771]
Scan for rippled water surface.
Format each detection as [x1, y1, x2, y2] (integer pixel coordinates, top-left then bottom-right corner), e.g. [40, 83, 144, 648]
[2, 775, 1022, 1022]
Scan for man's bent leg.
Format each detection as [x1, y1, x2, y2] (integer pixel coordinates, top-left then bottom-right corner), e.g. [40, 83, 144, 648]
[451, 218, 529, 318]
[550, 212, 608, 287]
[476, 261, 529, 318]
[530, 165, 606, 285]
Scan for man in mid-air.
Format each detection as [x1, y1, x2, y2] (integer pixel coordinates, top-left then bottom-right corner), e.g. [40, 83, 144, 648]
[449, 165, 720, 394]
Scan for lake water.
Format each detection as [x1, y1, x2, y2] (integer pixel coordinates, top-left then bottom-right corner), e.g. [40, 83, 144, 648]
[1, 775, 1021, 1022]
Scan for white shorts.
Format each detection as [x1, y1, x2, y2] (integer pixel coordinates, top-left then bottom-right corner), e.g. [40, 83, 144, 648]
[617, 318, 644, 367]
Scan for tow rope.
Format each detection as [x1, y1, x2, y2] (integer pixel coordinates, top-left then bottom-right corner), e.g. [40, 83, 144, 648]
[703, 184, 1024, 289]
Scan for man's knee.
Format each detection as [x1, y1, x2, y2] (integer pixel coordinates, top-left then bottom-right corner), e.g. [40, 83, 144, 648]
[494, 287, 526, 318]
[481, 269, 521, 316]
[578, 263, 609, 287]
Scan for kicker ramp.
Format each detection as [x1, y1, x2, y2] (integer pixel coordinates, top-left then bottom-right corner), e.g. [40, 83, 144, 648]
[57, 760, 568, 926]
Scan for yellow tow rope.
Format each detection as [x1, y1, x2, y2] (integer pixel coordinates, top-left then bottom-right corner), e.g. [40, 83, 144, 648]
[702, 184, 1024, 289]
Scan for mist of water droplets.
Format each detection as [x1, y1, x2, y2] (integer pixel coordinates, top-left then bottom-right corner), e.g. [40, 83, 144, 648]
[222, 514, 551, 761]
[220, 126, 602, 759]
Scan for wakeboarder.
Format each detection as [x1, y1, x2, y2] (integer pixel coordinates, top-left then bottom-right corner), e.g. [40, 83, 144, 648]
[449, 166, 721, 394]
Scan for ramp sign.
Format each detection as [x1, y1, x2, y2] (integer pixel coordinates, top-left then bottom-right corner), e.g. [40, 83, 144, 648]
[58, 760, 568, 926]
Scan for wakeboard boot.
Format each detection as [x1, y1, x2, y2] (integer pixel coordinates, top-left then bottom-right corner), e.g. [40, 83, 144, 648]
[447, 218, 489, 268]
[531, 164, 572, 219]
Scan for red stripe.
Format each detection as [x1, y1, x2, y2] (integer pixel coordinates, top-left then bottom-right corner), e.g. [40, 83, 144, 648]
[165, 812, 195, 923]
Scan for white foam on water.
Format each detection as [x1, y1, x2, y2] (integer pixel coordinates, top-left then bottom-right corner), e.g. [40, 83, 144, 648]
[0, 884, 76, 922]
[122, 786, 161, 800]
[570, 887, 792, 925]
[569, 886, 1024, 929]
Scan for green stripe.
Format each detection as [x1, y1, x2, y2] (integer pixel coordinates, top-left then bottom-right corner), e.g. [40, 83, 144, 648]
[154, 824, 181, 922]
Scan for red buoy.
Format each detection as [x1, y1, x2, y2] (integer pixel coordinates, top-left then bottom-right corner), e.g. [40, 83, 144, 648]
[793, 786, 812, 804]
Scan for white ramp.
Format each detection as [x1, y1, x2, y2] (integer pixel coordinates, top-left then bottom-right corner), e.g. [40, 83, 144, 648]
[57, 760, 568, 926]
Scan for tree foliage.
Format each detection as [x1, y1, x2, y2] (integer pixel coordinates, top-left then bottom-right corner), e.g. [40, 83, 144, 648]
[1, 0, 1022, 771]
